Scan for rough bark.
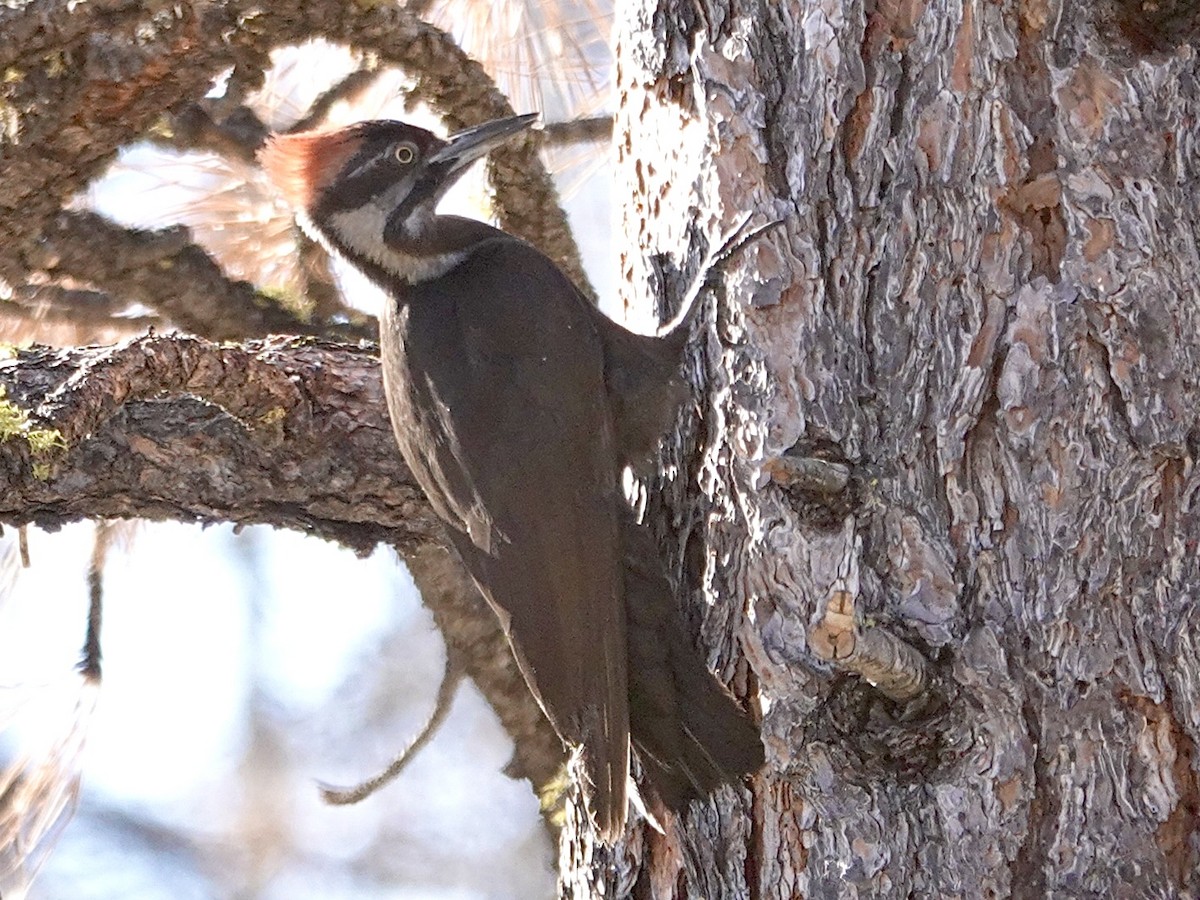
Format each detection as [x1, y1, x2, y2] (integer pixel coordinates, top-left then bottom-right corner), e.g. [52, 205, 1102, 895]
[6, 0, 1200, 894]
[0, 0, 586, 839]
[575, 0, 1200, 896]
[0, 337, 419, 546]
[0, 335, 564, 797]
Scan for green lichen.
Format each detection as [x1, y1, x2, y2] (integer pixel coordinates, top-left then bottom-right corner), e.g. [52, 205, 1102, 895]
[0, 385, 68, 477]
[26, 427, 65, 454]
[258, 407, 287, 427]
[536, 767, 571, 829]
[0, 384, 29, 440]
[147, 113, 174, 140]
[43, 51, 68, 78]
[259, 284, 311, 318]
[258, 285, 291, 303]
[0, 99, 20, 145]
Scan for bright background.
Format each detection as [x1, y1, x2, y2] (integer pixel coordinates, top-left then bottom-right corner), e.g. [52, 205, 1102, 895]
[0, 3, 616, 896]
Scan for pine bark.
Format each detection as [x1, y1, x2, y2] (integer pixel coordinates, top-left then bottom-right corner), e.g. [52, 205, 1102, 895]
[569, 0, 1200, 895]
[4, 0, 1200, 894]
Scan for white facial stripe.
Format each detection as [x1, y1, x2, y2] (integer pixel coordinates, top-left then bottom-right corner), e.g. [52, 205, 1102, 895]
[302, 203, 468, 285]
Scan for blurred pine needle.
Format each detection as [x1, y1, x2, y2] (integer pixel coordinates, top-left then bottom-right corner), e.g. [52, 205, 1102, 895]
[87, 0, 612, 299]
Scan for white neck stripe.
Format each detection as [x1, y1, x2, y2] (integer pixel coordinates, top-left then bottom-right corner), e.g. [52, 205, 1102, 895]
[299, 206, 469, 285]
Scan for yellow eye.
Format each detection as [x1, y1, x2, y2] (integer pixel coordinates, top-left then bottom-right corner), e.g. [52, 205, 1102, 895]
[393, 142, 417, 164]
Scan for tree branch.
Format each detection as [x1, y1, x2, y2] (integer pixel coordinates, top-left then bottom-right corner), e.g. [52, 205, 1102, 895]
[287, 70, 381, 135]
[0, 0, 580, 827]
[156, 102, 271, 164]
[1, 0, 593, 304]
[0, 334, 564, 797]
[542, 116, 612, 146]
[0, 285, 159, 347]
[1, 335, 418, 549]
[30, 212, 375, 343]
[808, 590, 929, 704]
[320, 655, 464, 805]
[404, 543, 566, 793]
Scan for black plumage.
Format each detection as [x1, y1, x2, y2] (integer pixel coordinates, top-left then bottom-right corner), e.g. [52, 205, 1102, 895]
[260, 114, 762, 840]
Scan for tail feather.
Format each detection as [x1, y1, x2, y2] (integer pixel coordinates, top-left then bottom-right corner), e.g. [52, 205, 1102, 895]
[623, 523, 763, 811]
[578, 742, 626, 843]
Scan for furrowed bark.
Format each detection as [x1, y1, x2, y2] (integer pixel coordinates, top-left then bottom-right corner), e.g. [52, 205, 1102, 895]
[578, 0, 1200, 895]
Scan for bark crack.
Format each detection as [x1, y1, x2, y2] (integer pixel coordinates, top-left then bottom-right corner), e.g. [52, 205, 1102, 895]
[1011, 685, 1053, 898]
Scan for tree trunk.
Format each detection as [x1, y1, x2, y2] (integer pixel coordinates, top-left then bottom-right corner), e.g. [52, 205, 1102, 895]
[566, 0, 1200, 895]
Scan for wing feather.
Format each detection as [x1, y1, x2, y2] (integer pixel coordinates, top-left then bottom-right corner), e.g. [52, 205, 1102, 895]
[379, 237, 630, 837]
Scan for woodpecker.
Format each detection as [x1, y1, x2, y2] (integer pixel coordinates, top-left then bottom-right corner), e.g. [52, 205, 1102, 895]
[260, 114, 763, 840]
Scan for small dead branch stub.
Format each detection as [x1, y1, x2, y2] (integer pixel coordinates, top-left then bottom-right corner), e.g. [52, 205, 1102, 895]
[808, 589, 928, 704]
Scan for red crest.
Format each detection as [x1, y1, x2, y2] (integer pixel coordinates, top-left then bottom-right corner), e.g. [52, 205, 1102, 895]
[258, 128, 362, 209]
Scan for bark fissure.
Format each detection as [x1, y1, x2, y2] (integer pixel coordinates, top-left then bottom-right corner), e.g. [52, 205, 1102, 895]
[603, 0, 1200, 894]
[1011, 687, 1051, 898]
[4, 0, 1200, 893]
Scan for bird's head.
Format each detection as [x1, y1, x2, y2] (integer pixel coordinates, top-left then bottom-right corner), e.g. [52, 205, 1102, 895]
[259, 114, 538, 283]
